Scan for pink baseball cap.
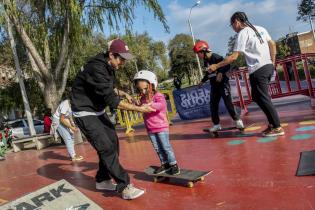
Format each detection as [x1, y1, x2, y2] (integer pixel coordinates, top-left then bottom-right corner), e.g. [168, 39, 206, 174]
[108, 39, 134, 60]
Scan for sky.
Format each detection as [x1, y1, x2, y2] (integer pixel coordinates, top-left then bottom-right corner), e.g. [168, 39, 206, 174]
[106, 0, 311, 55]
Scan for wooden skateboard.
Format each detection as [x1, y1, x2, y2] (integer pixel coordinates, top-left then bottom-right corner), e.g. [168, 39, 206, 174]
[203, 126, 245, 137]
[144, 166, 212, 188]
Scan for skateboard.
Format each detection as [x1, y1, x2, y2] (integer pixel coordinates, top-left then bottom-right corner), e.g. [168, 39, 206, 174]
[144, 166, 212, 188]
[203, 126, 244, 137]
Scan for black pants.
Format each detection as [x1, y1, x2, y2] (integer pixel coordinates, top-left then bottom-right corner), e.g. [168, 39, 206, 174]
[74, 115, 130, 193]
[249, 64, 281, 128]
[210, 80, 239, 125]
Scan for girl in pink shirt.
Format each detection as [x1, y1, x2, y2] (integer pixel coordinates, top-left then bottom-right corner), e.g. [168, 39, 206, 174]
[134, 70, 180, 175]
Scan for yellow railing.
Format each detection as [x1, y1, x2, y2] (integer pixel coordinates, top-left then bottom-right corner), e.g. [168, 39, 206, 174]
[116, 90, 177, 135]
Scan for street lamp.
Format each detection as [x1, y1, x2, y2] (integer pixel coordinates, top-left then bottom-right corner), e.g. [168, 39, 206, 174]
[188, 1, 203, 81]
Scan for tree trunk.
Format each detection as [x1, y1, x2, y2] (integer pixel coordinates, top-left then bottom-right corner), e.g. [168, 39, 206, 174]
[43, 82, 60, 112]
[5, 9, 36, 136]
[4, 0, 70, 112]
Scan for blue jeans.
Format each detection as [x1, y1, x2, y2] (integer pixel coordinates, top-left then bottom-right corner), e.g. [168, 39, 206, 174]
[149, 131, 177, 165]
[57, 124, 76, 158]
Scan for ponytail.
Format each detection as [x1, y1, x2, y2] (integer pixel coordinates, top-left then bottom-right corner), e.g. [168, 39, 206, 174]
[230, 12, 264, 44]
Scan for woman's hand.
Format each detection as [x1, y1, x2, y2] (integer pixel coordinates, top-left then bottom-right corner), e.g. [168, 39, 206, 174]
[139, 103, 156, 113]
[208, 64, 218, 72]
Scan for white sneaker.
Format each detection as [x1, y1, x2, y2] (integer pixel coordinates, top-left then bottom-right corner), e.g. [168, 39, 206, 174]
[235, 119, 244, 129]
[209, 124, 222, 132]
[121, 184, 145, 200]
[96, 180, 117, 191]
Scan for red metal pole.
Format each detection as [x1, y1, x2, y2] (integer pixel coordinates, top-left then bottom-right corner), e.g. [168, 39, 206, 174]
[235, 73, 248, 115]
[274, 63, 282, 95]
[243, 70, 252, 101]
[292, 60, 302, 90]
[302, 55, 315, 97]
[281, 63, 292, 93]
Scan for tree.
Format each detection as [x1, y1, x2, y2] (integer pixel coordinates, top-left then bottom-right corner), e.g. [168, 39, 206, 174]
[168, 34, 199, 85]
[297, 0, 315, 22]
[227, 35, 246, 69]
[276, 38, 291, 59]
[227, 34, 237, 53]
[115, 32, 169, 93]
[0, 0, 168, 111]
[0, 79, 45, 115]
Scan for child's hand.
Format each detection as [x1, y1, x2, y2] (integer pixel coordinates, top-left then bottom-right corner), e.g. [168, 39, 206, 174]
[70, 126, 78, 134]
[125, 94, 135, 104]
[216, 73, 223, 82]
[134, 99, 141, 106]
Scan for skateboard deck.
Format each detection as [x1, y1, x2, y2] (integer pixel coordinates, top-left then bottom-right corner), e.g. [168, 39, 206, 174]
[203, 126, 244, 137]
[203, 123, 258, 138]
[144, 166, 212, 188]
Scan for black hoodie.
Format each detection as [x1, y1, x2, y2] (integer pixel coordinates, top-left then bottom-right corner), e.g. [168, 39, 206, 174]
[71, 53, 121, 113]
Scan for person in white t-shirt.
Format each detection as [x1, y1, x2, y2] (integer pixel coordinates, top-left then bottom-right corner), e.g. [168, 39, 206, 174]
[51, 99, 83, 161]
[208, 11, 284, 137]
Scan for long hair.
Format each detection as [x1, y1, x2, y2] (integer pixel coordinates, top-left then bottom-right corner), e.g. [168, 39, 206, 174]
[230, 12, 264, 44]
[135, 80, 156, 102]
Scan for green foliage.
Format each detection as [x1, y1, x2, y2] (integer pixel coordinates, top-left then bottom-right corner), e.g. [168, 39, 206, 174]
[276, 61, 315, 81]
[227, 34, 246, 69]
[0, 0, 169, 109]
[276, 42, 291, 59]
[168, 33, 198, 85]
[114, 32, 169, 91]
[0, 79, 45, 114]
[68, 33, 108, 83]
[297, 0, 315, 22]
[227, 34, 237, 53]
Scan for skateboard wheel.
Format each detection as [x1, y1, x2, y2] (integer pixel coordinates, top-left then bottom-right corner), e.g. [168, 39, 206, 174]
[187, 182, 194, 188]
[200, 176, 205, 181]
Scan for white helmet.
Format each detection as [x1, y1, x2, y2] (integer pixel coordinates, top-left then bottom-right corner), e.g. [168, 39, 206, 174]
[133, 70, 158, 89]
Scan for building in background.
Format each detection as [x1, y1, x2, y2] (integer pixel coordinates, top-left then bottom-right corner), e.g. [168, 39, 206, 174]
[280, 30, 315, 55]
[298, 30, 315, 53]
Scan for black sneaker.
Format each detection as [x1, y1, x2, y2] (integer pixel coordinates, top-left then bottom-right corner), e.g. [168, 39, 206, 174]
[262, 124, 273, 135]
[168, 164, 180, 175]
[154, 164, 169, 175]
[263, 127, 285, 137]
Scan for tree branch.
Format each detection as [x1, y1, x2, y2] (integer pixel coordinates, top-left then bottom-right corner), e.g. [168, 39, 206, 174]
[83, 4, 118, 9]
[26, 49, 44, 92]
[4, 0, 49, 78]
[54, 13, 69, 78]
[58, 57, 70, 97]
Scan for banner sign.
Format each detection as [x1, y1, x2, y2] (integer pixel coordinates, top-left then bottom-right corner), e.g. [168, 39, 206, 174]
[173, 83, 227, 120]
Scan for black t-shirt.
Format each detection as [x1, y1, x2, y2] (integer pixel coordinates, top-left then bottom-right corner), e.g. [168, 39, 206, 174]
[201, 53, 230, 84]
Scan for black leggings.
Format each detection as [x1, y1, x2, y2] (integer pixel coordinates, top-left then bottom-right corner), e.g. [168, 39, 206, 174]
[210, 81, 239, 125]
[249, 64, 281, 128]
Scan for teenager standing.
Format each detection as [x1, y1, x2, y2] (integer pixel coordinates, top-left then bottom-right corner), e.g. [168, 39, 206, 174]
[208, 12, 284, 137]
